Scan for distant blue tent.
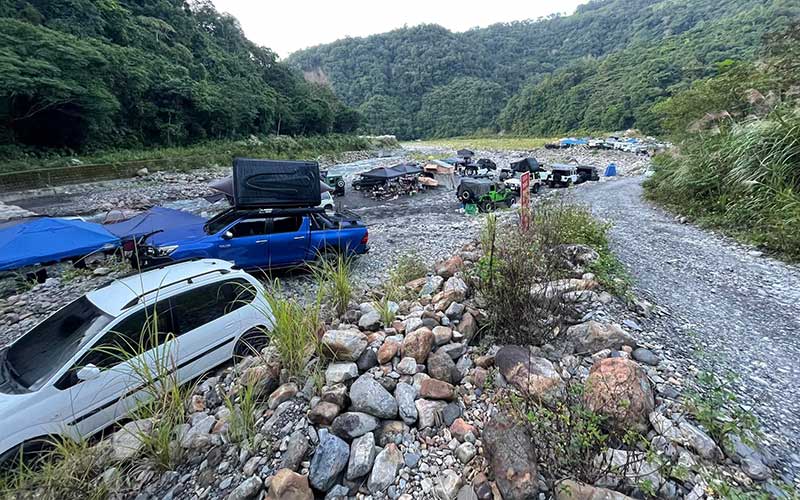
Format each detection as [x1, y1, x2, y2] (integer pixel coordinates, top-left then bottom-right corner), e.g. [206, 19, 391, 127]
[105, 207, 207, 246]
[560, 138, 589, 146]
[604, 163, 618, 177]
[0, 218, 120, 271]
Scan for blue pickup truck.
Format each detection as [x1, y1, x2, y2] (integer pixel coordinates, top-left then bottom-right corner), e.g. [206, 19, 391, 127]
[145, 209, 368, 270]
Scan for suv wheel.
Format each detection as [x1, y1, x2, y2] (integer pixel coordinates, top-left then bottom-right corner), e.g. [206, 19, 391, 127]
[233, 328, 269, 362]
[459, 190, 472, 202]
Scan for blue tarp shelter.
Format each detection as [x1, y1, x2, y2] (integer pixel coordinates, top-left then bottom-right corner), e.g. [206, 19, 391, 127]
[604, 163, 618, 177]
[560, 138, 589, 146]
[0, 218, 120, 271]
[105, 207, 207, 246]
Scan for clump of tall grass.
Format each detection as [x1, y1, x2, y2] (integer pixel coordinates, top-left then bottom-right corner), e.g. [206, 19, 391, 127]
[223, 381, 260, 445]
[646, 113, 800, 259]
[0, 438, 110, 499]
[259, 279, 322, 378]
[385, 252, 428, 300]
[311, 252, 353, 318]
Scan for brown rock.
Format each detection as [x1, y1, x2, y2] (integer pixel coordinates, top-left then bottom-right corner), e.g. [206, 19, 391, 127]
[436, 255, 463, 279]
[378, 339, 400, 365]
[432, 289, 459, 312]
[555, 479, 635, 500]
[392, 320, 405, 334]
[427, 349, 456, 383]
[321, 329, 369, 361]
[190, 395, 206, 413]
[450, 418, 477, 442]
[321, 384, 348, 407]
[432, 326, 453, 346]
[308, 401, 340, 426]
[475, 354, 495, 368]
[472, 367, 488, 389]
[419, 379, 455, 401]
[266, 468, 313, 500]
[584, 357, 654, 432]
[495, 346, 563, 400]
[483, 412, 538, 500]
[458, 312, 477, 342]
[268, 382, 298, 410]
[404, 277, 429, 293]
[402, 327, 434, 364]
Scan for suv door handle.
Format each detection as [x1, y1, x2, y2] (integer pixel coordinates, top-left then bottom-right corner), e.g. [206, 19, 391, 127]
[293, 236, 305, 240]
[256, 239, 267, 244]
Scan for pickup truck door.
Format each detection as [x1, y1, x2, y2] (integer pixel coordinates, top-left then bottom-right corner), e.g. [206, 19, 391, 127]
[216, 219, 269, 269]
[267, 216, 310, 267]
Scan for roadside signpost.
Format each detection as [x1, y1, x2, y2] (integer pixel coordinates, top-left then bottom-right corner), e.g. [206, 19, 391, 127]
[520, 171, 530, 230]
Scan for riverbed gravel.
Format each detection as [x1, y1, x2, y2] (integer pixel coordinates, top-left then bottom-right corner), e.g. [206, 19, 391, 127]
[574, 175, 800, 481]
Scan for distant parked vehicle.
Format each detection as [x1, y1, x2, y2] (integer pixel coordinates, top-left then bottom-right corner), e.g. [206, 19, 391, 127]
[321, 170, 345, 196]
[545, 164, 580, 188]
[0, 259, 272, 466]
[576, 166, 600, 184]
[457, 178, 515, 212]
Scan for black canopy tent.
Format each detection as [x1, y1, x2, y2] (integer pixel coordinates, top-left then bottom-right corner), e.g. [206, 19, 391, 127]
[457, 149, 475, 159]
[510, 157, 544, 173]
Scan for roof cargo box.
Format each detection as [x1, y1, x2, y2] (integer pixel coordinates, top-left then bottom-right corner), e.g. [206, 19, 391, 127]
[232, 158, 321, 209]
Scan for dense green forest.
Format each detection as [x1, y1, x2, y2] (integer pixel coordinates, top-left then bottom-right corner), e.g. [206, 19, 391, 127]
[644, 22, 800, 259]
[0, 0, 360, 157]
[289, 0, 800, 139]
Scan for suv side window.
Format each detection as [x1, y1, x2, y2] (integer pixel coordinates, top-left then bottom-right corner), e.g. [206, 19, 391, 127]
[55, 301, 177, 389]
[172, 279, 257, 334]
[270, 216, 302, 234]
[230, 219, 268, 238]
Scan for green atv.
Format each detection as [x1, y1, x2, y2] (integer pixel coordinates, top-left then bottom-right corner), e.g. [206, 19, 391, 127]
[457, 178, 516, 212]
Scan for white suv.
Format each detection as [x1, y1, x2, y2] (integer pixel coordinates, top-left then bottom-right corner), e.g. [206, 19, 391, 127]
[0, 259, 272, 464]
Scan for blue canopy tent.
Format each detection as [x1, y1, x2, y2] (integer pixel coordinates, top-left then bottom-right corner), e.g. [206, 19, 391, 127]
[560, 138, 589, 146]
[0, 218, 120, 271]
[105, 207, 207, 246]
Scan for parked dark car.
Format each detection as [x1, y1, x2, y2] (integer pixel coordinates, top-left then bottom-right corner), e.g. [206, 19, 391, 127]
[321, 170, 346, 196]
[576, 166, 600, 184]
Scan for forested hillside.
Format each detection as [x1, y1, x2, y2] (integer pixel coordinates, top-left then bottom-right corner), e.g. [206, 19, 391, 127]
[0, 0, 359, 155]
[289, 0, 799, 139]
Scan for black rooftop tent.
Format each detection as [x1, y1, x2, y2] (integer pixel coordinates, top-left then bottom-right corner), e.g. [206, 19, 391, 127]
[358, 166, 405, 179]
[457, 149, 475, 159]
[391, 163, 423, 175]
[510, 157, 544, 173]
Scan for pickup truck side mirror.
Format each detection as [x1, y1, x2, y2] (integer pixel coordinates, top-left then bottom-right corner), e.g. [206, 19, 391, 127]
[222, 230, 234, 240]
[76, 364, 101, 382]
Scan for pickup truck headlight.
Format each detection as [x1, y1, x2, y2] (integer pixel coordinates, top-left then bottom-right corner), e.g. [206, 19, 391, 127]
[158, 245, 179, 255]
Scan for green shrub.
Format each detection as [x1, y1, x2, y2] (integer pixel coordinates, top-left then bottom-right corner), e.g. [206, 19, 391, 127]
[311, 252, 353, 318]
[259, 280, 322, 378]
[387, 252, 428, 293]
[223, 381, 260, 445]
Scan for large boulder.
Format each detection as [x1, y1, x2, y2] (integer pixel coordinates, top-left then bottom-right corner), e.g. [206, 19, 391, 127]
[402, 327, 435, 364]
[436, 255, 463, 279]
[331, 412, 380, 439]
[483, 412, 538, 500]
[566, 321, 637, 354]
[495, 346, 564, 399]
[457, 312, 478, 342]
[346, 432, 377, 480]
[416, 399, 448, 429]
[584, 358, 654, 432]
[309, 429, 350, 492]
[427, 349, 457, 384]
[349, 374, 398, 419]
[322, 330, 368, 361]
[266, 469, 313, 500]
[555, 479, 634, 500]
[368, 443, 403, 493]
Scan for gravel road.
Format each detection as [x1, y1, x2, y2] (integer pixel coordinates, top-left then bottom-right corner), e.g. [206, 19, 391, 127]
[575, 175, 800, 477]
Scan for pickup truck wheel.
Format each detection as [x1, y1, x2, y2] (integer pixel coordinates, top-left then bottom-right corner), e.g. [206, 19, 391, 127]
[233, 328, 269, 363]
[459, 190, 472, 202]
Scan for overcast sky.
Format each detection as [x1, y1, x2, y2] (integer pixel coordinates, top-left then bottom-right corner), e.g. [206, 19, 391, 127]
[211, 0, 588, 58]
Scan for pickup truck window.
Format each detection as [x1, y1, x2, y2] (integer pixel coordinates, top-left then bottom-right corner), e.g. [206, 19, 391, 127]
[230, 219, 268, 238]
[270, 216, 302, 234]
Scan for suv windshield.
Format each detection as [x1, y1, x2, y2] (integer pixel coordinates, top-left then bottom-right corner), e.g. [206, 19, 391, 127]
[4, 296, 112, 391]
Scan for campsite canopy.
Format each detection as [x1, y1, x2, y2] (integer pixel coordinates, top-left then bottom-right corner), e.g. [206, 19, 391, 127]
[358, 167, 405, 179]
[0, 218, 120, 271]
[105, 207, 207, 246]
[391, 163, 423, 175]
[457, 149, 475, 158]
[510, 158, 543, 172]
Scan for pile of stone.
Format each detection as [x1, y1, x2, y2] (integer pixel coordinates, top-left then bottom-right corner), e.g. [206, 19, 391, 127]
[16, 241, 782, 500]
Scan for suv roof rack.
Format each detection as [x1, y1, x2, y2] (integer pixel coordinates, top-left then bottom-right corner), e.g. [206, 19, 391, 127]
[120, 268, 232, 310]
